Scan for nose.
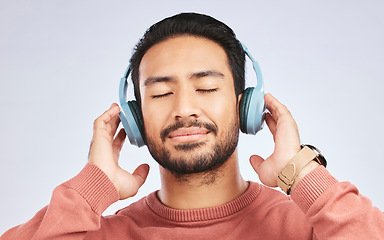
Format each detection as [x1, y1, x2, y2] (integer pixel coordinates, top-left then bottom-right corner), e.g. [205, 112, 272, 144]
[172, 89, 200, 120]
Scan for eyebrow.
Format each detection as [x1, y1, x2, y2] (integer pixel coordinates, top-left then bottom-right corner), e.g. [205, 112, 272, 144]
[190, 70, 225, 79]
[144, 76, 175, 87]
[143, 70, 225, 87]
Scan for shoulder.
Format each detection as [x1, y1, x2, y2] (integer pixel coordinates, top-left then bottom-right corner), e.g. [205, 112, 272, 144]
[247, 182, 302, 215]
[115, 193, 154, 217]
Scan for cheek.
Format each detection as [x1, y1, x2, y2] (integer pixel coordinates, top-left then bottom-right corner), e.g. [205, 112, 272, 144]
[142, 104, 169, 141]
[203, 95, 238, 131]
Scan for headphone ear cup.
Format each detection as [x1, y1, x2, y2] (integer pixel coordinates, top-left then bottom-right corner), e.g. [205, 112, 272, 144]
[240, 88, 253, 133]
[127, 100, 145, 139]
[118, 100, 146, 147]
[239, 87, 266, 134]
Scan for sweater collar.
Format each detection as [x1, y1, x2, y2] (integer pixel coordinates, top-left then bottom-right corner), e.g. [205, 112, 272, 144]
[145, 181, 261, 222]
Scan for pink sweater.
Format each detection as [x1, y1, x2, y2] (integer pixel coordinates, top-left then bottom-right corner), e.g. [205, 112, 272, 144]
[1, 163, 384, 239]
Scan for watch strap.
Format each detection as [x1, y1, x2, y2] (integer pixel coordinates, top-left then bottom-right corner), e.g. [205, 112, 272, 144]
[277, 146, 318, 195]
[303, 144, 327, 168]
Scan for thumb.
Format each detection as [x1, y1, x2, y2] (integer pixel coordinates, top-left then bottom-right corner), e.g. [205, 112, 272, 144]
[132, 164, 150, 188]
[118, 163, 150, 200]
[249, 155, 265, 175]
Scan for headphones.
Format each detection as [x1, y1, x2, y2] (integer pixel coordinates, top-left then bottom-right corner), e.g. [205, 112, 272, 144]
[118, 42, 266, 147]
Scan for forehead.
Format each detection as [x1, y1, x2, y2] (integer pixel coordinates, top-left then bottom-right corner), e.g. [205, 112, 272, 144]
[138, 36, 232, 86]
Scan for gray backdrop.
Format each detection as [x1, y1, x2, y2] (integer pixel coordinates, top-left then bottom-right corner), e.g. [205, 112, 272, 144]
[1, 0, 383, 235]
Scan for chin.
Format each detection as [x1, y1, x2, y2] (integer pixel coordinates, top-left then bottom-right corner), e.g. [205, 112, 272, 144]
[146, 120, 239, 176]
[150, 140, 237, 176]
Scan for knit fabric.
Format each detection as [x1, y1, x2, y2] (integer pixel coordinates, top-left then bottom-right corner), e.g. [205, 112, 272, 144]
[2, 164, 384, 240]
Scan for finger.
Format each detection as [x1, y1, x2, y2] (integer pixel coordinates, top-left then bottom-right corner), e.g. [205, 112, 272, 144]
[132, 164, 150, 189]
[113, 128, 127, 153]
[265, 93, 291, 123]
[118, 164, 150, 200]
[250, 155, 278, 187]
[94, 103, 120, 130]
[264, 112, 277, 136]
[93, 104, 121, 140]
[108, 113, 121, 136]
[249, 155, 265, 175]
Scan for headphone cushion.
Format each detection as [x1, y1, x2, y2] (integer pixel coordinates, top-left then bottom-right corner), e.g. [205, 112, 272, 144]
[128, 101, 145, 140]
[240, 87, 254, 133]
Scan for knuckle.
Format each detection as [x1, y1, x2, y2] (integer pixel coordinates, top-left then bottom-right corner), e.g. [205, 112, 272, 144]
[280, 104, 290, 114]
[132, 188, 139, 196]
[93, 117, 103, 128]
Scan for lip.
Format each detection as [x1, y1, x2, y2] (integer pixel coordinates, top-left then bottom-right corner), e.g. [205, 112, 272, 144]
[168, 127, 210, 143]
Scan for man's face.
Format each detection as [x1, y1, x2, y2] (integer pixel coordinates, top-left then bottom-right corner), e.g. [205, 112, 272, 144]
[139, 35, 240, 175]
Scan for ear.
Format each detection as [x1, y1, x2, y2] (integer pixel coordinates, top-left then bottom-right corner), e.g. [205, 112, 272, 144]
[237, 92, 243, 105]
[237, 92, 243, 126]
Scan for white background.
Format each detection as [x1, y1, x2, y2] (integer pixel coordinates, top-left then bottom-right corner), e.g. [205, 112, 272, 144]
[1, 0, 383, 235]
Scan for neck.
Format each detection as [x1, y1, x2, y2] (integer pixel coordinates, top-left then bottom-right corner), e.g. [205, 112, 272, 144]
[157, 148, 248, 209]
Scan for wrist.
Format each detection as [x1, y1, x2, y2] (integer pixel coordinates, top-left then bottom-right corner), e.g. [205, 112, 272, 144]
[65, 163, 119, 214]
[290, 160, 319, 191]
[277, 144, 326, 195]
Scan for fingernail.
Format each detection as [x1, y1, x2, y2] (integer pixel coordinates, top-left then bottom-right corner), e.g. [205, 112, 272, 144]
[110, 104, 119, 111]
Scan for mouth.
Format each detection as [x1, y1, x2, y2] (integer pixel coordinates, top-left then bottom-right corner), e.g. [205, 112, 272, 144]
[167, 127, 211, 143]
[160, 120, 217, 143]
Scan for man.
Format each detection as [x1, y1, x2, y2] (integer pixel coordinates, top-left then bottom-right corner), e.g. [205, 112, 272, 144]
[1, 12, 383, 239]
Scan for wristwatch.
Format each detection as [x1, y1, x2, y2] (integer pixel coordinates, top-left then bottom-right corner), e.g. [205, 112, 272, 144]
[277, 144, 327, 195]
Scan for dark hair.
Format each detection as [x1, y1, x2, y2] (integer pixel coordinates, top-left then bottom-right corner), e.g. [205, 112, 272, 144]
[130, 12, 245, 105]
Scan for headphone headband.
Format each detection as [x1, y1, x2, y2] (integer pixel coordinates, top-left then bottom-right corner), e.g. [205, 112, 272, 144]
[240, 42, 264, 92]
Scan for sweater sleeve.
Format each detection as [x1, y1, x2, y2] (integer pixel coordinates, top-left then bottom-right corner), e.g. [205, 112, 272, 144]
[0, 163, 119, 240]
[291, 166, 384, 239]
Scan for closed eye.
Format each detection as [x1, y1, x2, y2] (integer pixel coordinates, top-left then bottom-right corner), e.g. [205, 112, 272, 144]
[196, 89, 217, 93]
[152, 92, 173, 99]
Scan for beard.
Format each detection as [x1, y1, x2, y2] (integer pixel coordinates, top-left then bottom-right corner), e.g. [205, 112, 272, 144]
[145, 117, 239, 176]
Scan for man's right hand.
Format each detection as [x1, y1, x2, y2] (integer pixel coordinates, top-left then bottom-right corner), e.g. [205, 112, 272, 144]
[88, 103, 150, 200]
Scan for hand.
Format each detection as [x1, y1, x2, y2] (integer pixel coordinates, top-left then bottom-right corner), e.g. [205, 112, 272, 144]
[88, 103, 150, 200]
[249, 93, 301, 187]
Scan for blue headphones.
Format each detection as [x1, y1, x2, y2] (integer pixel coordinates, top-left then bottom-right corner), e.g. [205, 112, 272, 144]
[118, 42, 266, 147]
